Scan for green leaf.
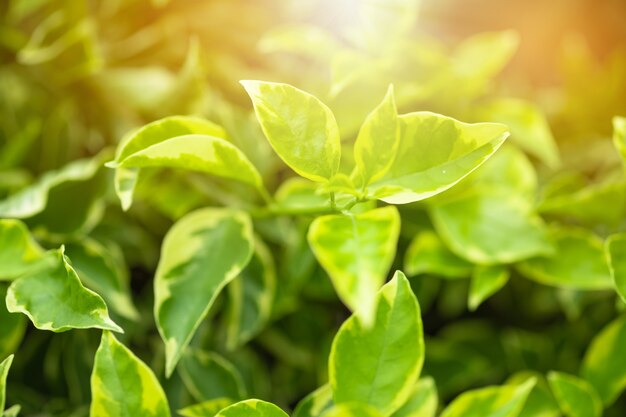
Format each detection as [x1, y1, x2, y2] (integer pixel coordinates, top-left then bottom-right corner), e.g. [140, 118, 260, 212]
[468, 265, 510, 311]
[320, 403, 383, 417]
[404, 230, 473, 278]
[391, 377, 438, 417]
[581, 314, 626, 405]
[215, 399, 289, 417]
[226, 238, 276, 349]
[352, 85, 399, 186]
[506, 372, 559, 417]
[518, 227, 612, 290]
[308, 206, 400, 324]
[431, 192, 552, 264]
[547, 372, 602, 417]
[155, 208, 254, 376]
[64, 239, 139, 321]
[178, 350, 246, 403]
[329, 271, 424, 415]
[90, 331, 170, 417]
[293, 385, 334, 417]
[2, 404, 20, 417]
[369, 112, 509, 204]
[606, 233, 626, 303]
[6, 248, 122, 333]
[178, 398, 233, 417]
[110, 116, 227, 210]
[241, 80, 341, 182]
[612, 116, 626, 166]
[0, 286, 26, 359]
[0, 355, 13, 413]
[0, 219, 43, 281]
[440, 377, 536, 417]
[475, 98, 560, 169]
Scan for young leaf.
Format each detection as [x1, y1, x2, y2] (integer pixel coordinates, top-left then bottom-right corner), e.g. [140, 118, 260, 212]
[440, 377, 536, 417]
[226, 238, 276, 349]
[606, 233, 626, 303]
[215, 399, 289, 417]
[293, 385, 334, 417]
[368, 113, 509, 204]
[391, 377, 438, 417]
[320, 403, 383, 417]
[404, 230, 473, 278]
[90, 331, 170, 417]
[547, 372, 602, 417]
[506, 371, 560, 417]
[353, 85, 399, 186]
[581, 314, 626, 405]
[241, 80, 341, 182]
[0, 219, 43, 281]
[0, 355, 13, 413]
[6, 249, 122, 333]
[178, 398, 233, 417]
[178, 350, 246, 403]
[518, 227, 612, 290]
[65, 240, 139, 321]
[468, 265, 510, 311]
[308, 206, 400, 324]
[329, 271, 424, 415]
[155, 208, 254, 376]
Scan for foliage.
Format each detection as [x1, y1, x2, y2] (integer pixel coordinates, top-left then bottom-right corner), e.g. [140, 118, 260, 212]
[1, 0, 626, 416]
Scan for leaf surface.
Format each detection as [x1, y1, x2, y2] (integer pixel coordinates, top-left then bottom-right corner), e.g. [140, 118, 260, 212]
[547, 372, 602, 417]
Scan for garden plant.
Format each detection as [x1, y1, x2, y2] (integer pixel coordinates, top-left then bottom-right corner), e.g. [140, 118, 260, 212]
[1, 0, 626, 416]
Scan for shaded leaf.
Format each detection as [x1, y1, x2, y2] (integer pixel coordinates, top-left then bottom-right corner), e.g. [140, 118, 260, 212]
[0, 355, 13, 413]
[468, 265, 510, 311]
[391, 377, 438, 417]
[0, 286, 26, 359]
[293, 385, 334, 417]
[155, 208, 254, 376]
[606, 233, 626, 303]
[178, 350, 246, 403]
[404, 230, 473, 278]
[0, 219, 43, 281]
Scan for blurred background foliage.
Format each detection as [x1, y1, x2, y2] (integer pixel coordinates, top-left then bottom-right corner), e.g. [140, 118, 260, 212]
[1, 0, 626, 416]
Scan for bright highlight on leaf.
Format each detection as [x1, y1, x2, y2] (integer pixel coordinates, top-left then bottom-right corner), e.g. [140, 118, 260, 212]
[547, 371, 602, 417]
[90, 331, 170, 417]
[215, 399, 289, 417]
[6, 248, 122, 333]
[308, 206, 401, 324]
[154, 208, 254, 376]
[329, 271, 424, 415]
[241, 80, 341, 182]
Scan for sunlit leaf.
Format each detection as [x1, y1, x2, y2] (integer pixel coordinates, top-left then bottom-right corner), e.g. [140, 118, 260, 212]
[329, 271, 424, 415]
[155, 208, 254, 376]
[404, 230, 473, 278]
[293, 385, 334, 417]
[320, 403, 383, 417]
[352, 85, 399, 186]
[6, 248, 122, 333]
[369, 112, 509, 204]
[547, 372, 602, 417]
[0, 219, 43, 281]
[612, 116, 626, 167]
[440, 377, 536, 417]
[506, 372, 559, 417]
[215, 399, 289, 417]
[0, 355, 13, 413]
[90, 331, 170, 417]
[241, 80, 341, 182]
[178, 398, 234, 417]
[581, 314, 626, 405]
[308, 206, 400, 324]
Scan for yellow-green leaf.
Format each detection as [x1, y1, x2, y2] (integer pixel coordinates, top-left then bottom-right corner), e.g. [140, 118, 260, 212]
[369, 113, 509, 204]
[320, 403, 383, 417]
[404, 230, 473, 278]
[606, 233, 626, 303]
[241, 80, 341, 182]
[178, 398, 233, 417]
[308, 206, 400, 324]
[215, 399, 289, 417]
[293, 385, 333, 417]
[90, 331, 170, 417]
[353, 85, 399, 186]
[468, 265, 510, 311]
[6, 249, 122, 333]
[155, 208, 254, 376]
[547, 372, 602, 417]
[329, 271, 424, 415]
[0, 219, 43, 281]
[0, 355, 13, 413]
[391, 377, 438, 417]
